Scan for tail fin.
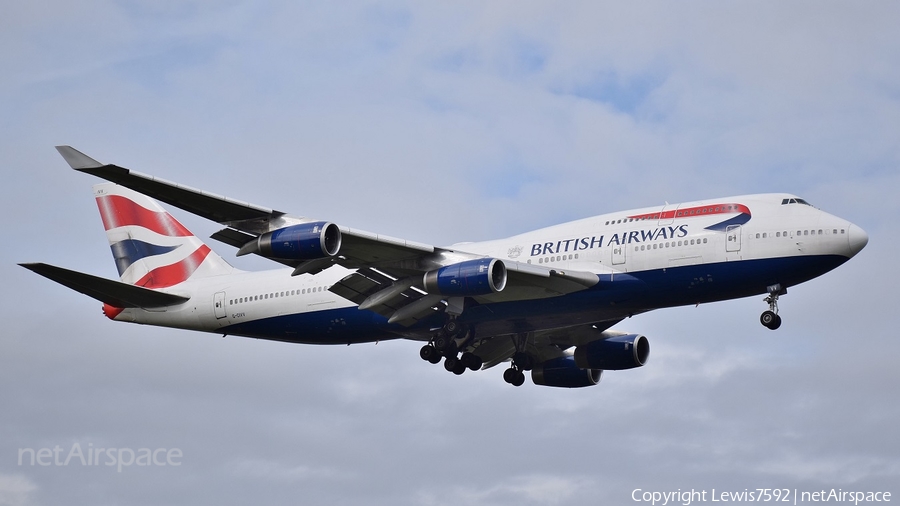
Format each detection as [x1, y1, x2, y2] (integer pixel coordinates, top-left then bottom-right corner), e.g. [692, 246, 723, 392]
[94, 183, 234, 286]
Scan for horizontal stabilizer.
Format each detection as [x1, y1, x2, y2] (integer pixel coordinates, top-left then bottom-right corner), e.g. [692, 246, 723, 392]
[19, 263, 190, 308]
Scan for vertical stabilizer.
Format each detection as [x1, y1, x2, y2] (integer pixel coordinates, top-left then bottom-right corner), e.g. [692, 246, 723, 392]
[93, 183, 234, 286]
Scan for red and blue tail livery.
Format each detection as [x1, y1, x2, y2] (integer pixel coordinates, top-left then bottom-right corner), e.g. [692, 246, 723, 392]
[93, 184, 233, 287]
[22, 146, 868, 388]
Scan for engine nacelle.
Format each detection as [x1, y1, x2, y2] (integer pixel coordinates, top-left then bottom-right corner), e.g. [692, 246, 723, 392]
[531, 356, 602, 388]
[422, 258, 507, 296]
[574, 333, 650, 370]
[256, 221, 341, 260]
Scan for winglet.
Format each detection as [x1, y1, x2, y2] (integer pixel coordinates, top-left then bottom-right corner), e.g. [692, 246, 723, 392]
[55, 145, 104, 169]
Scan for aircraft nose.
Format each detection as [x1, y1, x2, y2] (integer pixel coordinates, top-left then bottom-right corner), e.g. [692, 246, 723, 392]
[847, 224, 868, 257]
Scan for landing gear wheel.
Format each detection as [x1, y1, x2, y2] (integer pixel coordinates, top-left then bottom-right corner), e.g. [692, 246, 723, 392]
[420, 345, 438, 362]
[511, 369, 525, 386]
[503, 367, 526, 386]
[427, 351, 442, 364]
[452, 361, 466, 375]
[444, 355, 461, 373]
[760, 310, 781, 330]
[434, 332, 453, 352]
[461, 352, 483, 371]
[443, 319, 460, 337]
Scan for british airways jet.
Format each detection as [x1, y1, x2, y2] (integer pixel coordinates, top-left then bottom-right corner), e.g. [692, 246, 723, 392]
[21, 146, 868, 388]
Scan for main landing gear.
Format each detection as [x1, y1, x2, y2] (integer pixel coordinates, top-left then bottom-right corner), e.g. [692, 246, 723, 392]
[760, 284, 786, 330]
[502, 335, 533, 387]
[419, 318, 483, 376]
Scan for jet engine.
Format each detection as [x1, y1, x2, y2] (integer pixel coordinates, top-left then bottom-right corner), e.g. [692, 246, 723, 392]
[531, 355, 602, 388]
[574, 333, 649, 370]
[247, 221, 342, 260]
[422, 258, 507, 296]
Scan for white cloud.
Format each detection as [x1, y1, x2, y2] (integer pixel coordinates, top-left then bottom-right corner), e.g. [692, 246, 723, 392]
[0, 475, 37, 506]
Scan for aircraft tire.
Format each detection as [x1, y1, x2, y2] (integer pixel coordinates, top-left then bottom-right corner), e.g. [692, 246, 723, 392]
[443, 320, 460, 337]
[462, 352, 482, 371]
[511, 370, 526, 387]
[420, 345, 437, 362]
[760, 310, 779, 329]
[444, 356, 460, 372]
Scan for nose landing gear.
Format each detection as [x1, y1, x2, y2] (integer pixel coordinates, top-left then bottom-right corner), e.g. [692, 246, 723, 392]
[760, 284, 786, 330]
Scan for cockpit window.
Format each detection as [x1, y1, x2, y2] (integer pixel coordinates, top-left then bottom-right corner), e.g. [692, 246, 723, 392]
[781, 198, 813, 206]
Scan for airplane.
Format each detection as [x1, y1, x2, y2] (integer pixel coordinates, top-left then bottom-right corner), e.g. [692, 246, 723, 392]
[21, 146, 868, 388]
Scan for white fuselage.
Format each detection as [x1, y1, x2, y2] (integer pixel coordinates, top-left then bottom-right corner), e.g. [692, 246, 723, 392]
[114, 193, 865, 343]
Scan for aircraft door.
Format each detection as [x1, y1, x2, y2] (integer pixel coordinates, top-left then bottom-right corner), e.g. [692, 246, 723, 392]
[214, 291, 227, 319]
[612, 245, 626, 265]
[726, 225, 742, 252]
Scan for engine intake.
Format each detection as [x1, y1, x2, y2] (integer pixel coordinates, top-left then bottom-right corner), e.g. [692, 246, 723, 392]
[422, 258, 507, 297]
[531, 356, 602, 388]
[249, 221, 342, 260]
[574, 333, 649, 370]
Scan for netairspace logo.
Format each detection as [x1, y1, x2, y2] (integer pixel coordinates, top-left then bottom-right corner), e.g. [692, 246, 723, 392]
[18, 443, 182, 473]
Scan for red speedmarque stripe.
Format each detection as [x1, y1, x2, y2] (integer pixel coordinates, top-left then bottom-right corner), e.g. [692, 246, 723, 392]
[628, 203, 751, 221]
[96, 195, 193, 237]
[135, 245, 211, 288]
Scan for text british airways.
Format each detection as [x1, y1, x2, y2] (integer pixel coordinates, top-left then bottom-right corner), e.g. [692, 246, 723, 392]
[530, 225, 689, 256]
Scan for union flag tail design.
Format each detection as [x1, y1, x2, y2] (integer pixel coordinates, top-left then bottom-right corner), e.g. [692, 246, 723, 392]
[93, 183, 234, 286]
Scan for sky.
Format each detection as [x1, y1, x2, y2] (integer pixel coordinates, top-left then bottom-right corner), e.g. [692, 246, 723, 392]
[2, 2, 899, 505]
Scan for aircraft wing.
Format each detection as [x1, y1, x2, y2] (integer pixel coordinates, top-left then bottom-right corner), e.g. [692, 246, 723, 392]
[57, 146, 600, 325]
[56, 146, 435, 272]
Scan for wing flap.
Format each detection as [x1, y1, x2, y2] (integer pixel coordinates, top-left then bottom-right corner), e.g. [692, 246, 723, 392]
[329, 267, 440, 325]
[20, 263, 189, 308]
[210, 227, 256, 248]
